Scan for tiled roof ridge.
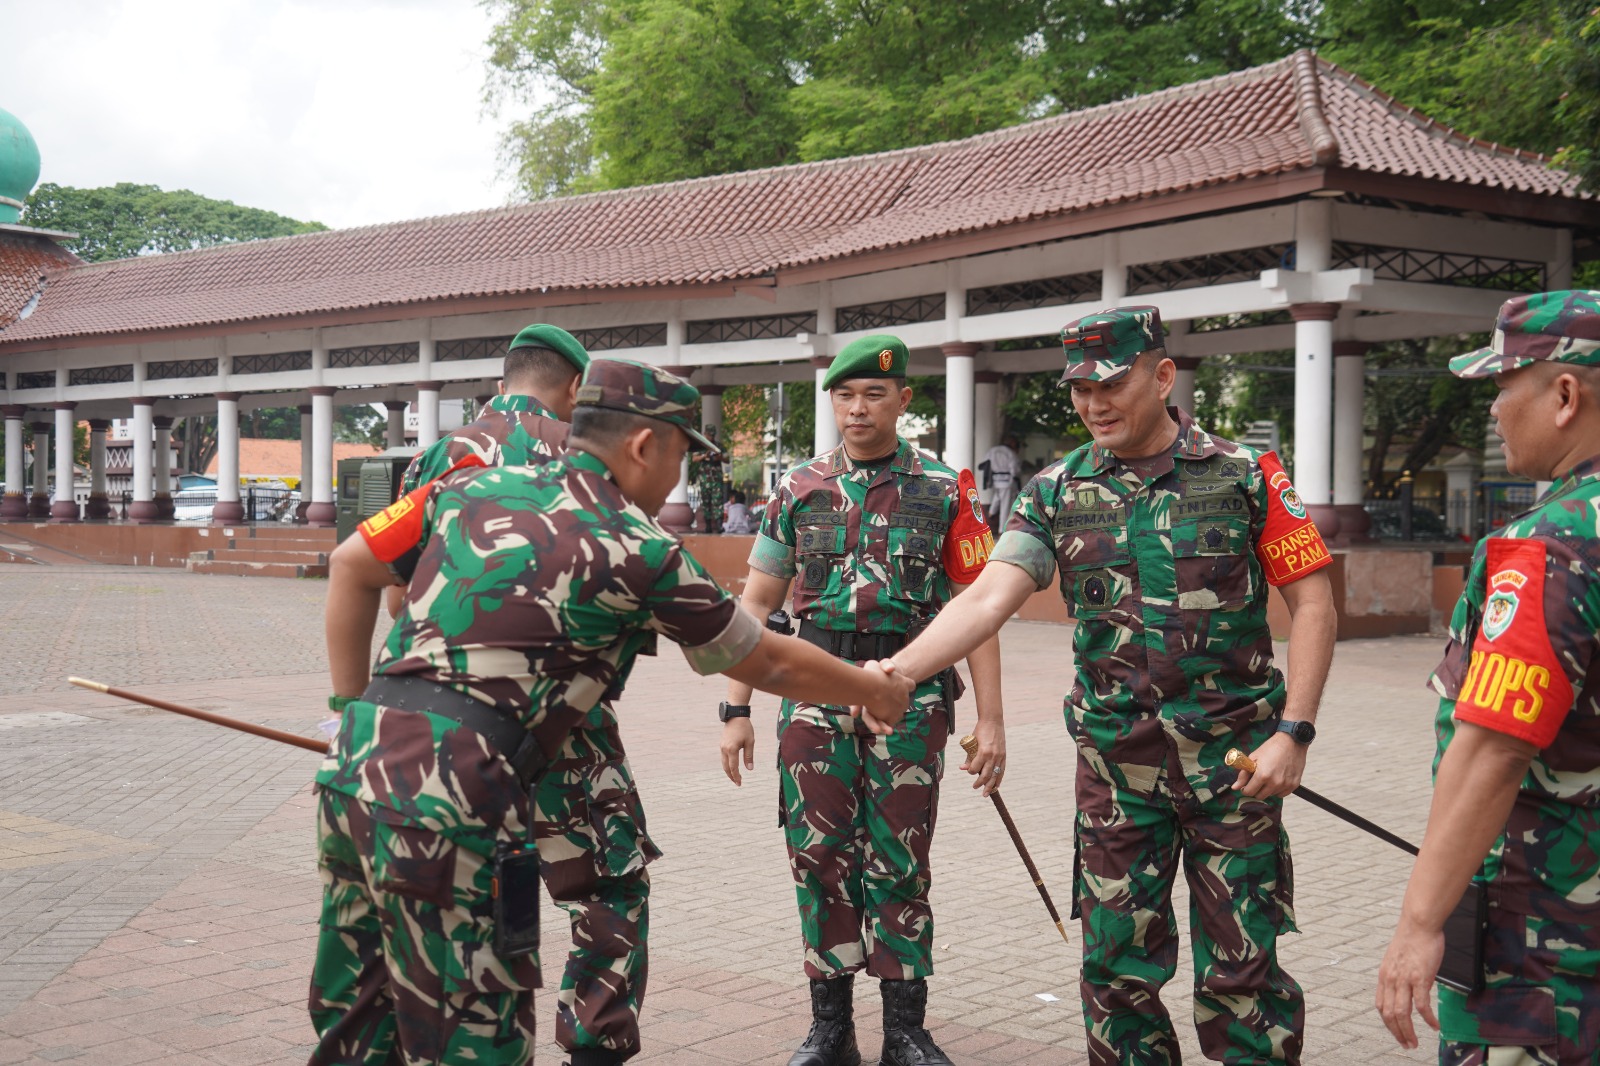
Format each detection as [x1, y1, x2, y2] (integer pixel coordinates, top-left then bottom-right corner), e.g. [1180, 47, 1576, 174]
[1291, 50, 1340, 166]
[545, 55, 1302, 198]
[1315, 52, 1559, 167]
[43, 54, 1310, 281]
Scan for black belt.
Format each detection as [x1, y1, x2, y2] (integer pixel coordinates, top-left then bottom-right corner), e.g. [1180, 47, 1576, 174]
[362, 675, 546, 788]
[797, 620, 907, 662]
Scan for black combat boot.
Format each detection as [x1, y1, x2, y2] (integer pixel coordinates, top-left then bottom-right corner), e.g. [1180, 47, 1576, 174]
[789, 974, 862, 1066]
[564, 1050, 625, 1066]
[877, 979, 952, 1066]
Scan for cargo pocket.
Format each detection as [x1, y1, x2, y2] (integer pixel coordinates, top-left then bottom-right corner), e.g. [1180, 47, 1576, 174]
[796, 520, 846, 592]
[1270, 826, 1297, 935]
[370, 820, 538, 993]
[580, 758, 660, 880]
[889, 526, 939, 604]
[1058, 533, 1132, 619]
[1172, 518, 1252, 611]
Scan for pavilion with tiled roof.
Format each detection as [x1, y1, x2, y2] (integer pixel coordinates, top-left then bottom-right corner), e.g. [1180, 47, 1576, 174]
[1, 50, 1595, 532]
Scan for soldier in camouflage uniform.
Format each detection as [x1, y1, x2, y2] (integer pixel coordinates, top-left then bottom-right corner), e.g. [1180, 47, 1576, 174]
[693, 427, 728, 533]
[386, 323, 657, 1057]
[888, 306, 1339, 1065]
[315, 358, 915, 1066]
[1377, 291, 1600, 1065]
[398, 322, 588, 493]
[719, 334, 1005, 1066]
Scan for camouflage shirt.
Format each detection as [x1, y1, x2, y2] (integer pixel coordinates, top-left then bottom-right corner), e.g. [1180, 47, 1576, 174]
[398, 393, 569, 495]
[1429, 454, 1600, 909]
[992, 408, 1332, 757]
[749, 438, 994, 634]
[318, 449, 763, 853]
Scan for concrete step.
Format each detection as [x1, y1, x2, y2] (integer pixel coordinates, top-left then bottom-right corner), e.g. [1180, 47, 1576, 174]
[240, 526, 338, 543]
[214, 548, 330, 566]
[224, 536, 336, 552]
[187, 558, 328, 579]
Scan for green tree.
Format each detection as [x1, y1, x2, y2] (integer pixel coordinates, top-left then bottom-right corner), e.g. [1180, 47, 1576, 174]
[484, 0, 1319, 196]
[22, 183, 326, 263]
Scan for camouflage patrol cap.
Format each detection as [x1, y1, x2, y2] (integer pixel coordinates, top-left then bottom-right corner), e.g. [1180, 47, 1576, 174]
[508, 323, 591, 373]
[822, 334, 910, 391]
[1059, 305, 1166, 383]
[1449, 290, 1600, 378]
[575, 358, 719, 453]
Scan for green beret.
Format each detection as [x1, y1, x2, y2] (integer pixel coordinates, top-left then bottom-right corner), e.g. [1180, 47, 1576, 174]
[1059, 305, 1166, 383]
[508, 323, 590, 373]
[575, 358, 720, 454]
[822, 334, 909, 391]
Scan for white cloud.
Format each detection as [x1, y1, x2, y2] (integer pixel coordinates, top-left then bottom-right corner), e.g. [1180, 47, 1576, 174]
[1, 0, 514, 229]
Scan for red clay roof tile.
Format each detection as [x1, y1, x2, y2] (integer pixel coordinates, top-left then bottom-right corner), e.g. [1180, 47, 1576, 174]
[0, 53, 1587, 349]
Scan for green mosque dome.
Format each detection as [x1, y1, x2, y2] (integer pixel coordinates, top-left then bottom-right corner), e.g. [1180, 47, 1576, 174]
[0, 108, 42, 225]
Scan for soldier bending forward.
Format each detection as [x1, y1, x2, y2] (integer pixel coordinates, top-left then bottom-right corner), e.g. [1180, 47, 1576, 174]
[310, 359, 914, 1066]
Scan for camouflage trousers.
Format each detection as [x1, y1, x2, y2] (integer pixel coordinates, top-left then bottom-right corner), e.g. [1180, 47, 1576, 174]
[1435, 894, 1600, 1065]
[1075, 751, 1302, 1065]
[778, 692, 948, 981]
[533, 707, 657, 1058]
[308, 788, 540, 1065]
[309, 708, 654, 1064]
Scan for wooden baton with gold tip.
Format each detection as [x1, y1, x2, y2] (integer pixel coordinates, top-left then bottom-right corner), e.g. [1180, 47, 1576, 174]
[959, 733, 1070, 945]
[69, 677, 331, 754]
[1224, 748, 1419, 856]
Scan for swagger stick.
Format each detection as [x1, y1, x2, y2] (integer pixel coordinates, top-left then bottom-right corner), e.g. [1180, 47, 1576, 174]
[69, 677, 330, 754]
[959, 734, 1070, 944]
[1224, 748, 1419, 856]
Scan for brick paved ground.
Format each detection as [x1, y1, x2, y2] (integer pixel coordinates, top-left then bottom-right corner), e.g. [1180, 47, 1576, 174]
[0, 564, 1443, 1064]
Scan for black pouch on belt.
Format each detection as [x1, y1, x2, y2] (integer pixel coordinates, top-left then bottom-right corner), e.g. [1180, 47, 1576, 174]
[492, 838, 541, 958]
[1437, 879, 1488, 993]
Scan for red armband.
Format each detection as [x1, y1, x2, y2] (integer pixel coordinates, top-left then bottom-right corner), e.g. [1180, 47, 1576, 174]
[942, 468, 995, 584]
[1452, 538, 1575, 749]
[1253, 450, 1332, 586]
[357, 455, 486, 565]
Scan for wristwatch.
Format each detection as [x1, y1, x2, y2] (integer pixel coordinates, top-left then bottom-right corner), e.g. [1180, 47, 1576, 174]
[329, 694, 357, 714]
[718, 702, 752, 723]
[1276, 719, 1316, 745]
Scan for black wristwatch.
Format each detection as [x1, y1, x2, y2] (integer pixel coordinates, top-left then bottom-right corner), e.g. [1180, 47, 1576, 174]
[718, 702, 752, 723]
[1276, 719, 1316, 745]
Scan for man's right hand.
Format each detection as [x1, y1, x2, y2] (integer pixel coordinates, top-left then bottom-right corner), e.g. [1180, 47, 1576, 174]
[720, 717, 756, 785]
[855, 660, 915, 734]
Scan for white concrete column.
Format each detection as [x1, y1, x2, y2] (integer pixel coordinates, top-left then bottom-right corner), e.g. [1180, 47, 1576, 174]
[293, 403, 313, 522]
[212, 392, 243, 523]
[415, 382, 441, 447]
[153, 415, 175, 520]
[1169, 357, 1199, 412]
[699, 385, 725, 441]
[1102, 233, 1126, 303]
[1332, 341, 1373, 543]
[942, 342, 978, 473]
[658, 364, 695, 533]
[1, 405, 27, 518]
[811, 356, 840, 456]
[1291, 302, 1339, 535]
[384, 400, 408, 449]
[129, 401, 158, 522]
[1549, 228, 1574, 292]
[85, 419, 111, 519]
[29, 419, 50, 517]
[50, 403, 78, 522]
[973, 371, 1001, 503]
[1295, 198, 1333, 273]
[307, 386, 336, 526]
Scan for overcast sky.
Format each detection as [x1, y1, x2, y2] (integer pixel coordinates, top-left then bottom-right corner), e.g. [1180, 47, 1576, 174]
[3, 0, 517, 231]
